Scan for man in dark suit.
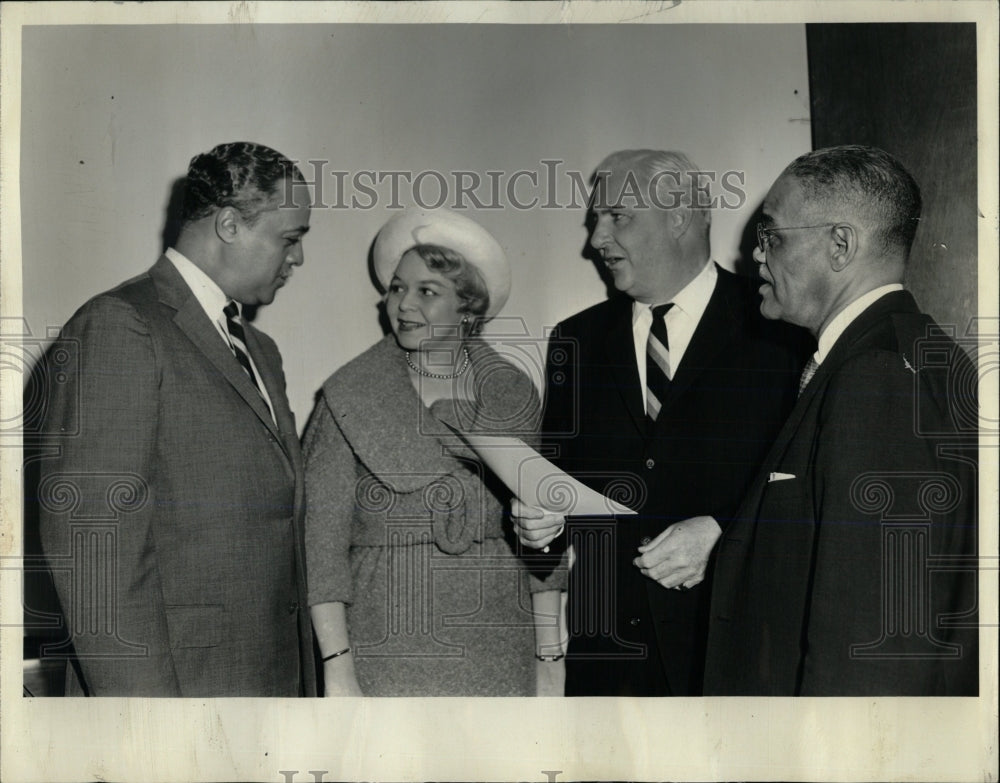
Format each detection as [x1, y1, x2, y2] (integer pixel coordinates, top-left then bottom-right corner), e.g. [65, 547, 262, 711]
[515, 149, 806, 696]
[36, 141, 317, 696]
[704, 145, 978, 695]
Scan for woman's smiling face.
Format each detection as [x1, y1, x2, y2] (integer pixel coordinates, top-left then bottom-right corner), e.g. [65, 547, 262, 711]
[385, 249, 466, 351]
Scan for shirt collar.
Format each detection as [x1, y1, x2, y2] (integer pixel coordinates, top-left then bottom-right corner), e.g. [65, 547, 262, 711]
[165, 247, 233, 318]
[816, 283, 904, 363]
[632, 259, 717, 324]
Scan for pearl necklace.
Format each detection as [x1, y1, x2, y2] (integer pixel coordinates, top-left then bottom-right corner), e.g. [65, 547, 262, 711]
[405, 347, 470, 379]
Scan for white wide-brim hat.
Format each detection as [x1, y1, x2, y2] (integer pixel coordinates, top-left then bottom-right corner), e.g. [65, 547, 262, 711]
[372, 208, 511, 318]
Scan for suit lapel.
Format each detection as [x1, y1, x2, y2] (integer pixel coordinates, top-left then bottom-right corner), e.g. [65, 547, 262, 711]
[150, 256, 285, 445]
[604, 301, 646, 435]
[776, 291, 918, 458]
[658, 269, 738, 410]
[820, 290, 919, 374]
[243, 326, 295, 457]
[736, 289, 921, 526]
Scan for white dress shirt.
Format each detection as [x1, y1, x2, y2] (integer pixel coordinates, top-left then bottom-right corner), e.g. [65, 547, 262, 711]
[165, 247, 275, 420]
[632, 259, 717, 402]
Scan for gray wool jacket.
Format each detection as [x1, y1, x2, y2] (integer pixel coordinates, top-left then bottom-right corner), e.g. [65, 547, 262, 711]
[303, 334, 563, 606]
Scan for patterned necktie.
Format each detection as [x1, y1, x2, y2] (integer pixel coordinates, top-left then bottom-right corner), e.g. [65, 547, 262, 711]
[223, 301, 264, 397]
[645, 303, 674, 423]
[798, 355, 820, 397]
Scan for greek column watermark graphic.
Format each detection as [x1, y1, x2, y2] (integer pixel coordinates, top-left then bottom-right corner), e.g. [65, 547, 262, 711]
[5, 321, 150, 673]
[533, 470, 652, 661]
[28, 473, 150, 660]
[846, 318, 995, 661]
[351, 464, 536, 659]
[848, 470, 974, 660]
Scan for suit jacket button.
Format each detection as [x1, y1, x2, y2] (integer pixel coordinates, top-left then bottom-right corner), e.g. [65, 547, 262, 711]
[629, 616, 641, 626]
[287, 602, 299, 615]
[645, 458, 655, 469]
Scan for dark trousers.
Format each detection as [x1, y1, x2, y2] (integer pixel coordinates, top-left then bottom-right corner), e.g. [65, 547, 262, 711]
[561, 518, 674, 697]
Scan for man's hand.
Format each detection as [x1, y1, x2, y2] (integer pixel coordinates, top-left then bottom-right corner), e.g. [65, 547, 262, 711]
[633, 515, 722, 590]
[511, 498, 566, 550]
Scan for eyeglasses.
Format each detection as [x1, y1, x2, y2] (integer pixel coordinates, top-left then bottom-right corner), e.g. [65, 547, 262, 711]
[756, 222, 837, 252]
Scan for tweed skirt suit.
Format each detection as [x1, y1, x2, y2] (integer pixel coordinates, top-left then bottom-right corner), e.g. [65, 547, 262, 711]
[304, 335, 552, 695]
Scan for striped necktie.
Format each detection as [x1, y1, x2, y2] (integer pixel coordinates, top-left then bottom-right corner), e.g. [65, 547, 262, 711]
[223, 301, 264, 397]
[798, 355, 820, 397]
[645, 303, 674, 424]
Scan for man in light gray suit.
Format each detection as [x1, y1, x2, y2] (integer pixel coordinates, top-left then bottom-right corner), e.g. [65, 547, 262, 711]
[37, 141, 316, 696]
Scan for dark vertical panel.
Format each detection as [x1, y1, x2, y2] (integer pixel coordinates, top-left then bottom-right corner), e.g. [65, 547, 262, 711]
[806, 23, 977, 333]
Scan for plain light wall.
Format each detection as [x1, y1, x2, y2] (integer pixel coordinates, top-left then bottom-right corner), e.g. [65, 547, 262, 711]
[20, 24, 812, 430]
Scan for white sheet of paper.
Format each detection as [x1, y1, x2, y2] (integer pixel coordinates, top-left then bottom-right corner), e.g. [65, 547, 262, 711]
[448, 430, 637, 516]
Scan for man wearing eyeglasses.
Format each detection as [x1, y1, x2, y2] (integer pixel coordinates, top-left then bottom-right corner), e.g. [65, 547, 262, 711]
[513, 149, 808, 696]
[704, 145, 978, 695]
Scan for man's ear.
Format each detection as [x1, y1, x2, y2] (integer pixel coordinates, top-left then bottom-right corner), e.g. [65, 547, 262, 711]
[215, 207, 239, 244]
[670, 206, 695, 239]
[829, 223, 858, 272]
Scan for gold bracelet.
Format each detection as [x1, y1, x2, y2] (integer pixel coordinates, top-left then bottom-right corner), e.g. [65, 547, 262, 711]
[535, 653, 564, 662]
[322, 646, 351, 662]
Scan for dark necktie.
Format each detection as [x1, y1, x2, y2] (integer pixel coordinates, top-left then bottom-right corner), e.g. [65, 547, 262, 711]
[645, 303, 674, 423]
[798, 355, 820, 397]
[223, 301, 264, 398]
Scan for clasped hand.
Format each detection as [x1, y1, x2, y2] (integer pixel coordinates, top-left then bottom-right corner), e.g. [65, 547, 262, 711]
[633, 515, 722, 591]
[512, 500, 721, 591]
[511, 498, 565, 550]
